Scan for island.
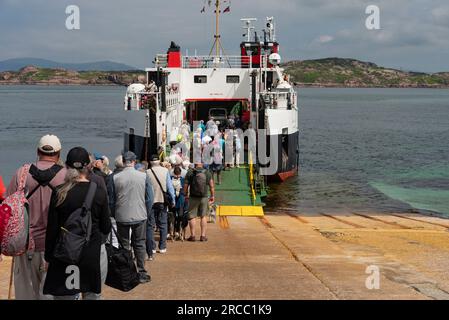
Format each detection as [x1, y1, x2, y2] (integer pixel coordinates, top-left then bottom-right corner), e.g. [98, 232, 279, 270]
[1, 58, 449, 88]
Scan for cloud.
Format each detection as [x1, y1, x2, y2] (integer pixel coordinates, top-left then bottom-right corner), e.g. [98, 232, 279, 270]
[0, 0, 449, 72]
[432, 5, 449, 27]
[314, 35, 334, 44]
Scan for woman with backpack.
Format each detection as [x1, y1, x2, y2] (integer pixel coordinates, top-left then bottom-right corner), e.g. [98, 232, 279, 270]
[44, 147, 111, 300]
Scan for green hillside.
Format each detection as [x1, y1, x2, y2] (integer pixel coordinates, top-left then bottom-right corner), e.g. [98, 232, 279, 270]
[0, 65, 145, 86]
[282, 58, 449, 88]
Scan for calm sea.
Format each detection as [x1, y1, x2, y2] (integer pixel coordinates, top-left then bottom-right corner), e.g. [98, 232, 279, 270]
[0, 86, 448, 215]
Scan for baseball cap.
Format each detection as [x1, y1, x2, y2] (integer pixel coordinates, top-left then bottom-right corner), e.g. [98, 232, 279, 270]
[37, 135, 62, 154]
[66, 147, 90, 169]
[123, 151, 137, 162]
[93, 152, 104, 161]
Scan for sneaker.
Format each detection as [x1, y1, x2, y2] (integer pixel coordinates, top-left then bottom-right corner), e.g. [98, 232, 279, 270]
[152, 249, 156, 254]
[138, 272, 151, 284]
[159, 248, 167, 254]
[187, 236, 196, 242]
[146, 255, 154, 261]
[200, 236, 208, 242]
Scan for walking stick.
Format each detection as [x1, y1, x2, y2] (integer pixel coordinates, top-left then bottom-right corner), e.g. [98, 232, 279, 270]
[8, 257, 14, 300]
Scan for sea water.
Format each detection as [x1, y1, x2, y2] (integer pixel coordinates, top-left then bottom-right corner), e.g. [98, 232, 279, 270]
[0, 86, 448, 215]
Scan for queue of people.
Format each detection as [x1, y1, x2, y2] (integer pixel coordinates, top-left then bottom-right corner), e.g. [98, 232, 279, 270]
[0, 133, 216, 300]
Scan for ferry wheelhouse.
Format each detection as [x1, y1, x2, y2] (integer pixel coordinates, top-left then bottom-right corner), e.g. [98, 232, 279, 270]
[123, 8, 299, 183]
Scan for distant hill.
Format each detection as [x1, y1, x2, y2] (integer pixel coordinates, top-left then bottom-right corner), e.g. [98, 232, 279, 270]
[282, 58, 449, 88]
[2, 58, 449, 88]
[0, 66, 145, 86]
[0, 58, 138, 72]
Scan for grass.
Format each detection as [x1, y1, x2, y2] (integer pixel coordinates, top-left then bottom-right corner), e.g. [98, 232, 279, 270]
[0, 67, 146, 85]
[282, 58, 449, 87]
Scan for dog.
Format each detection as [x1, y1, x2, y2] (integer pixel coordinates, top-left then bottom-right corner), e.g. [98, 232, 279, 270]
[167, 210, 176, 243]
[168, 207, 188, 242]
[208, 203, 217, 223]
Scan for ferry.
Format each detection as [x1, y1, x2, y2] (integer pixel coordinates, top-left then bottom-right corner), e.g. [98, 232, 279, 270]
[123, 1, 299, 213]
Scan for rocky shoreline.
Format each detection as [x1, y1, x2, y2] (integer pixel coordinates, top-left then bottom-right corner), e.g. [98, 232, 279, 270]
[2, 61, 449, 88]
[284, 58, 449, 89]
[294, 83, 449, 89]
[0, 66, 145, 86]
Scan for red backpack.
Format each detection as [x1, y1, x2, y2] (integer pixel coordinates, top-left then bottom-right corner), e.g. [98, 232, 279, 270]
[0, 164, 35, 256]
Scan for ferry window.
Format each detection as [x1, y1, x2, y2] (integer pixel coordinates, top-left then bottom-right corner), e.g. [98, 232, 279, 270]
[194, 75, 207, 83]
[227, 76, 240, 83]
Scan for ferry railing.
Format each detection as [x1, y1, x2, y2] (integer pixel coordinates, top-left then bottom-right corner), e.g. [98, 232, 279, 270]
[165, 89, 181, 110]
[260, 91, 296, 110]
[182, 55, 252, 69]
[249, 152, 257, 205]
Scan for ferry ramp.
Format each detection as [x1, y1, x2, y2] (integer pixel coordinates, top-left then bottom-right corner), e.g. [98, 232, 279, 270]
[214, 166, 265, 217]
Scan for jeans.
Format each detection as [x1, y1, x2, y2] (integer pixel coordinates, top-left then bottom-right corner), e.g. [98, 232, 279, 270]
[147, 203, 168, 254]
[117, 220, 147, 273]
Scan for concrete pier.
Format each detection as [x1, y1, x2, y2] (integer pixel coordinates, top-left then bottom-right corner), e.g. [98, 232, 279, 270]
[3, 210, 449, 300]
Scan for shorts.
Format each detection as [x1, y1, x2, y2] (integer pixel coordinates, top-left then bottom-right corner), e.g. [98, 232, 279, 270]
[210, 163, 223, 172]
[188, 196, 209, 220]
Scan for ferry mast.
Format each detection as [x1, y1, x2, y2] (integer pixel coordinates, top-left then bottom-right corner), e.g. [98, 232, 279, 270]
[209, 0, 226, 59]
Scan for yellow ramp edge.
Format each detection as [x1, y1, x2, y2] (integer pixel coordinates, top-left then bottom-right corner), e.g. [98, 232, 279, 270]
[217, 206, 264, 217]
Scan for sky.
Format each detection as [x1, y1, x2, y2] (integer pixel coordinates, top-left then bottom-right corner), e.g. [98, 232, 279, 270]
[0, 0, 449, 72]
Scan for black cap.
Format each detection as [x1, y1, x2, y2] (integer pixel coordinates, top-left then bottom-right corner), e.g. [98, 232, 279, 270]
[66, 147, 90, 169]
[150, 154, 160, 161]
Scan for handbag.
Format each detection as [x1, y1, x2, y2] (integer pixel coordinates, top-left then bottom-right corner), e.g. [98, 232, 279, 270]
[149, 168, 173, 208]
[105, 225, 140, 292]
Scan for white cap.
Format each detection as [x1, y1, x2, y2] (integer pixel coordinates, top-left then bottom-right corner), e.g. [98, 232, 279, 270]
[37, 135, 61, 154]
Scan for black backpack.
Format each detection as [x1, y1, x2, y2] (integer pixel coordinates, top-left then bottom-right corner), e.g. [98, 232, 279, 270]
[27, 164, 63, 199]
[190, 169, 208, 197]
[53, 182, 97, 265]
